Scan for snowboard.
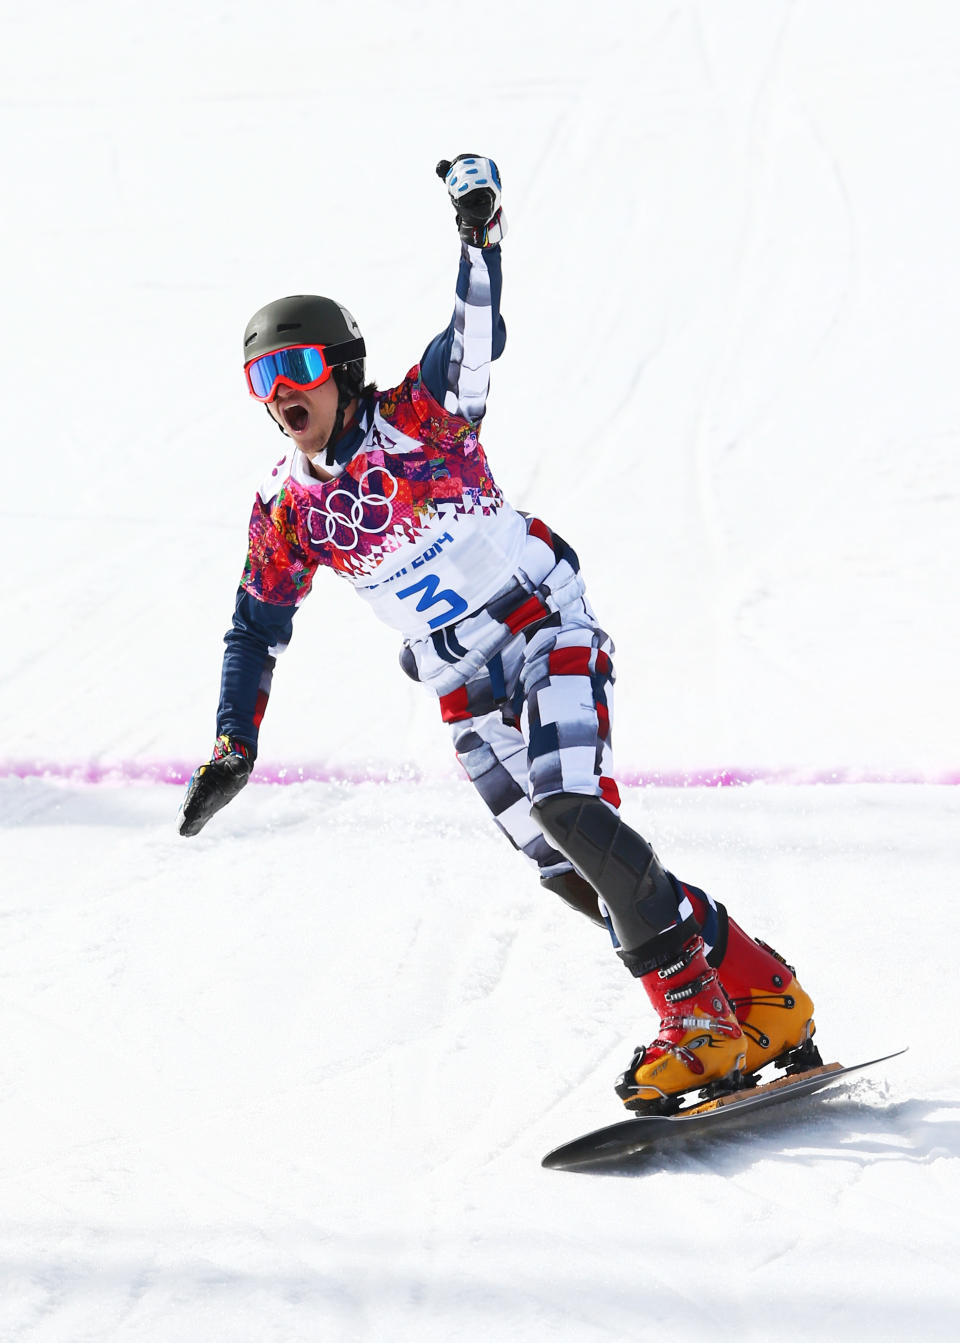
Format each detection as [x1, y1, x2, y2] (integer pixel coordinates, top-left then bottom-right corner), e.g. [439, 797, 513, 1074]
[541, 1048, 907, 1170]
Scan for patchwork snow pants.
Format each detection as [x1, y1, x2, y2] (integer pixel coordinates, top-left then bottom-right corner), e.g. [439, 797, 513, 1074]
[435, 603, 718, 955]
[403, 514, 719, 954]
[440, 616, 619, 883]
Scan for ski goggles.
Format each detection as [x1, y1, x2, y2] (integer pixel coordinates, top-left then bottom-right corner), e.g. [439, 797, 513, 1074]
[244, 337, 365, 402]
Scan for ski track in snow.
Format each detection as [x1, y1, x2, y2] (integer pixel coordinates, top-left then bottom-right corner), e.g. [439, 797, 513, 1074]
[2, 779, 959, 1340]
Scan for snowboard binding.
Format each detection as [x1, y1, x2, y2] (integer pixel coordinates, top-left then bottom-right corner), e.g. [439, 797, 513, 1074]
[623, 1037, 826, 1117]
[773, 1035, 824, 1076]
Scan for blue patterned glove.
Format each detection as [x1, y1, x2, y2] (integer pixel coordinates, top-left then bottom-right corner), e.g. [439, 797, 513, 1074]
[436, 153, 506, 247]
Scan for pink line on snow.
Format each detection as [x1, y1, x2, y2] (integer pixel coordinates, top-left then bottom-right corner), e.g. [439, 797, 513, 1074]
[0, 759, 420, 787]
[1, 759, 958, 787]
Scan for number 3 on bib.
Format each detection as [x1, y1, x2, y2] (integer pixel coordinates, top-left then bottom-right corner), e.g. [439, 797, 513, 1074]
[396, 574, 468, 630]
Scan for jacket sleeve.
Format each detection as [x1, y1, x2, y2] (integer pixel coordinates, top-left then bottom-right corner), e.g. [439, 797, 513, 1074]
[216, 587, 296, 755]
[216, 491, 317, 755]
[419, 242, 506, 424]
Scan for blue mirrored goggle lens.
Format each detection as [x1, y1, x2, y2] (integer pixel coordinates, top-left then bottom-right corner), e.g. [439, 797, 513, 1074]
[247, 346, 329, 398]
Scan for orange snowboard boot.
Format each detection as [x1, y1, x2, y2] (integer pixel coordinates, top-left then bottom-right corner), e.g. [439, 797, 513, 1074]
[615, 936, 746, 1112]
[713, 916, 817, 1076]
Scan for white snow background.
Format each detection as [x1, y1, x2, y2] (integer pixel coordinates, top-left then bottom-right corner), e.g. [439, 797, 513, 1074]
[1, 1, 958, 1339]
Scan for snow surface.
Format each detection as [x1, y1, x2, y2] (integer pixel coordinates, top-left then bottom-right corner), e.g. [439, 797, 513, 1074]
[1, 1, 959, 1339]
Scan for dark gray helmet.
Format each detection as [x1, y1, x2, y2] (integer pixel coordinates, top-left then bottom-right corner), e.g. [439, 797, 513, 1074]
[243, 295, 366, 391]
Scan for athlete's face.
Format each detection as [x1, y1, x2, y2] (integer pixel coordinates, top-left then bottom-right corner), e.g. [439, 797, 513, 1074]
[264, 373, 345, 480]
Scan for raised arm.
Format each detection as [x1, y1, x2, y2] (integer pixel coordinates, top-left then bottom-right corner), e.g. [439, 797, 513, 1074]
[419, 154, 507, 424]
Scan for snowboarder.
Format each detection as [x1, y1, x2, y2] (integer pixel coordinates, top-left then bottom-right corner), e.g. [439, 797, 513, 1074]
[178, 154, 817, 1111]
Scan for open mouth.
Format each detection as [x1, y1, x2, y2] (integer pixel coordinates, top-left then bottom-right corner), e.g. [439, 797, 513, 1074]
[280, 401, 309, 434]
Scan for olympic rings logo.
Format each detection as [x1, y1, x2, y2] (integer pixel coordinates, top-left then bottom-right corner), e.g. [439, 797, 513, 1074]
[306, 468, 399, 551]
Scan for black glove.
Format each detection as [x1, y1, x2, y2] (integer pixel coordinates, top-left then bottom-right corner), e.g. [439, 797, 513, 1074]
[177, 734, 253, 837]
[436, 153, 506, 247]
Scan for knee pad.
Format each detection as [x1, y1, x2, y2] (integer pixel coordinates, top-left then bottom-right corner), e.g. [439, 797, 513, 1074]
[531, 793, 694, 966]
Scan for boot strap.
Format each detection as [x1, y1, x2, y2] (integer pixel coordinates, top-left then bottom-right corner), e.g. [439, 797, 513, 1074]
[755, 938, 796, 976]
[659, 1014, 742, 1038]
[727, 991, 795, 1012]
[664, 970, 716, 1004]
[656, 937, 703, 981]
